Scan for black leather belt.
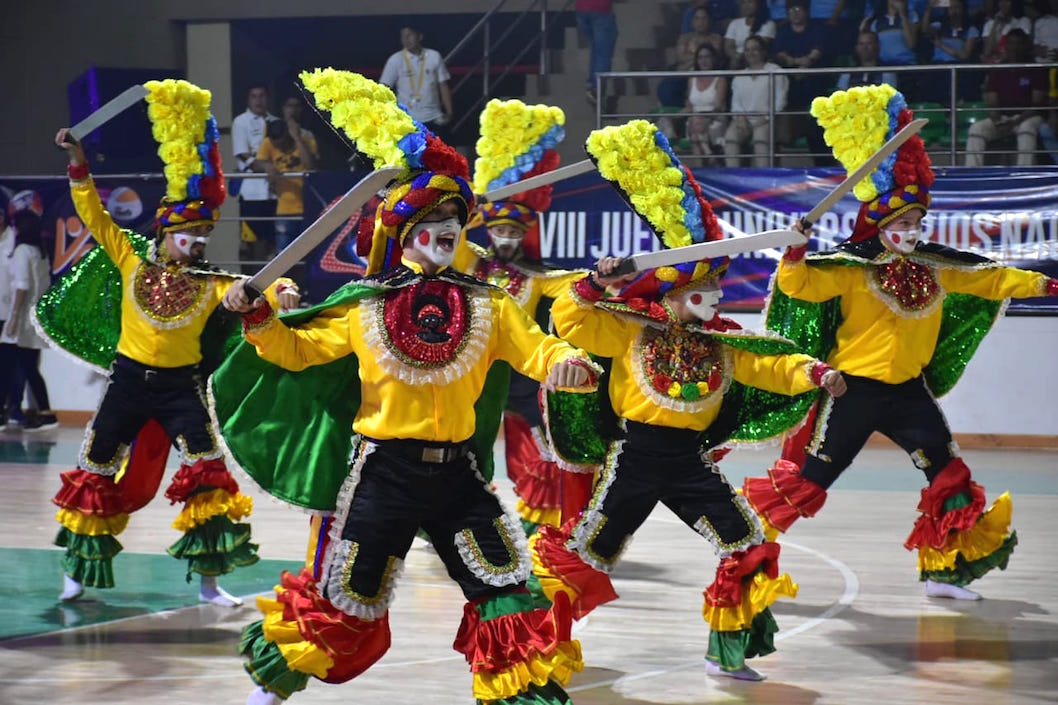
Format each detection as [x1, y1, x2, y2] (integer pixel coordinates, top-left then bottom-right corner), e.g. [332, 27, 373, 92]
[114, 354, 199, 385]
[367, 438, 474, 464]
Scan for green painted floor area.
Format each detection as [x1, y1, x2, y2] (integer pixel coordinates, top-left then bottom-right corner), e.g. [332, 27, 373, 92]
[0, 547, 297, 641]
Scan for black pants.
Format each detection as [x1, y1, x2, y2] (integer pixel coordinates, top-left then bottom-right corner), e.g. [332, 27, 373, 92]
[82, 355, 218, 473]
[10, 347, 52, 411]
[572, 421, 763, 570]
[325, 440, 530, 609]
[801, 374, 957, 490]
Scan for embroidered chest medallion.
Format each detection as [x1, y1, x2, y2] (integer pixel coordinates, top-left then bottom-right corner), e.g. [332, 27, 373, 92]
[634, 326, 730, 411]
[871, 259, 943, 315]
[133, 262, 208, 325]
[475, 260, 530, 306]
[370, 279, 491, 385]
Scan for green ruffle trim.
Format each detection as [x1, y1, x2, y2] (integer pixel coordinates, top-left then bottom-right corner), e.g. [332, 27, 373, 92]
[476, 590, 538, 622]
[942, 491, 973, 513]
[478, 679, 572, 705]
[525, 573, 555, 611]
[705, 608, 779, 671]
[920, 531, 1018, 587]
[55, 526, 123, 588]
[240, 620, 311, 699]
[167, 515, 260, 581]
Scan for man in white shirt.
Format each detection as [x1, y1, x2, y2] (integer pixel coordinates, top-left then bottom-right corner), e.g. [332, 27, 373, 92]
[379, 26, 454, 141]
[231, 84, 277, 270]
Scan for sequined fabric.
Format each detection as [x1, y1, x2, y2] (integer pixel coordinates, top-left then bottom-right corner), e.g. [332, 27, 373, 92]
[640, 326, 724, 401]
[133, 263, 208, 323]
[874, 259, 941, 312]
[475, 259, 529, 304]
[379, 279, 472, 366]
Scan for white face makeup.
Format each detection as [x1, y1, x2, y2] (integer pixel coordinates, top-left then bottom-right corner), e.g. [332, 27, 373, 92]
[879, 226, 921, 254]
[681, 284, 723, 321]
[487, 224, 525, 261]
[170, 231, 210, 261]
[408, 217, 462, 267]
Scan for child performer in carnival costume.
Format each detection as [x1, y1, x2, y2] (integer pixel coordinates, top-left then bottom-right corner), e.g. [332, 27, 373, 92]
[455, 98, 593, 532]
[742, 85, 1058, 601]
[531, 120, 848, 682]
[212, 69, 600, 705]
[45, 80, 299, 606]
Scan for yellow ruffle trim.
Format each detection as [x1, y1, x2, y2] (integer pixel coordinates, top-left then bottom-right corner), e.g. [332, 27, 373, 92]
[702, 571, 799, 632]
[55, 508, 130, 536]
[172, 489, 254, 532]
[257, 594, 334, 679]
[917, 492, 1013, 572]
[515, 499, 561, 529]
[472, 640, 584, 702]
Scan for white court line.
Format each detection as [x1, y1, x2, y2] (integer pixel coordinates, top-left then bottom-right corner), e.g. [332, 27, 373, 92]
[7, 532, 858, 688]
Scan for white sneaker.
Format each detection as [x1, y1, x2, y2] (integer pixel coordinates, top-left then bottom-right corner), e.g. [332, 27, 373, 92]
[199, 575, 244, 607]
[705, 659, 766, 681]
[925, 579, 982, 600]
[59, 573, 84, 602]
[246, 685, 284, 705]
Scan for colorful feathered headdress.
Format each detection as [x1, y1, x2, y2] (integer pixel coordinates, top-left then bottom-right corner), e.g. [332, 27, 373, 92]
[810, 84, 934, 243]
[144, 79, 226, 233]
[470, 99, 566, 261]
[473, 98, 571, 260]
[300, 68, 473, 275]
[585, 120, 725, 315]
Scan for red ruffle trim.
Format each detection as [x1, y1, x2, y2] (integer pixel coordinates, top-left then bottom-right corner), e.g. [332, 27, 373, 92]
[904, 458, 987, 551]
[164, 458, 239, 504]
[277, 568, 392, 684]
[505, 413, 561, 513]
[534, 523, 617, 619]
[52, 469, 124, 517]
[742, 459, 827, 533]
[559, 473, 595, 526]
[705, 542, 780, 609]
[453, 590, 573, 674]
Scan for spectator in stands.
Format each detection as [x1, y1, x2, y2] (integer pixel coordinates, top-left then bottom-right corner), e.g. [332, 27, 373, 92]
[1030, 0, 1058, 60]
[682, 0, 738, 33]
[0, 206, 15, 430]
[920, 0, 983, 102]
[252, 97, 319, 257]
[231, 83, 277, 271]
[3, 210, 57, 431]
[862, 0, 921, 70]
[685, 44, 730, 159]
[773, 0, 829, 161]
[724, 35, 788, 165]
[574, 0, 619, 104]
[678, 6, 725, 60]
[813, 0, 861, 58]
[836, 29, 900, 89]
[655, 32, 701, 141]
[981, 0, 1031, 61]
[380, 26, 453, 140]
[965, 28, 1048, 165]
[725, 0, 777, 68]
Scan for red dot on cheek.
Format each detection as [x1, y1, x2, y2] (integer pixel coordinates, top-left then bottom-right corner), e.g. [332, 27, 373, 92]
[417, 231, 430, 245]
[690, 293, 703, 305]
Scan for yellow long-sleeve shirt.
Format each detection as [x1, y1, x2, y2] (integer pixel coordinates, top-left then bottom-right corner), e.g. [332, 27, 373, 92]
[243, 260, 594, 442]
[777, 254, 1049, 384]
[71, 177, 287, 368]
[552, 282, 820, 432]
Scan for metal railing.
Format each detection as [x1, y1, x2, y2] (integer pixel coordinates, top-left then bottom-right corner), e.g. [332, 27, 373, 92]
[593, 63, 1057, 167]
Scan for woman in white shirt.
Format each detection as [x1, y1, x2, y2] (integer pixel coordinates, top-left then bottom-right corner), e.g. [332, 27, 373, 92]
[724, 0, 777, 69]
[723, 35, 788, 167]
[3, 211, 57, 430]
[685, 44, 730, 159]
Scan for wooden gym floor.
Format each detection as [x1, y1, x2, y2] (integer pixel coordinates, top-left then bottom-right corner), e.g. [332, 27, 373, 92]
[0, 425, 1055, 704]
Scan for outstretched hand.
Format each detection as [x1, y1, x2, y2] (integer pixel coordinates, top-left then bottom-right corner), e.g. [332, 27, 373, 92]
[54, 128, 87, 166]
[593, 256, 639, 288]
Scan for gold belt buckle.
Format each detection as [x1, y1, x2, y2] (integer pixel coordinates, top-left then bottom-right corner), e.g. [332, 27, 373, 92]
[421, 446, 447, 463]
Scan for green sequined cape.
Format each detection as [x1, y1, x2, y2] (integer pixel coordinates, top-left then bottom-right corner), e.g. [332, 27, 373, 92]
[209, 281, 510, 513]
[34, 230, 240, 375]
[765, 243, 1004, 399]
[545, 329, 820, 467]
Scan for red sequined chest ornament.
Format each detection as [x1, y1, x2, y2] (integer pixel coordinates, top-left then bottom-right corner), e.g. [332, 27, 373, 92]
[874, 259, 941, 311]
[133, 263, 206, 322]
[380, 280, 472, 366]
[475, 259, 527, 299]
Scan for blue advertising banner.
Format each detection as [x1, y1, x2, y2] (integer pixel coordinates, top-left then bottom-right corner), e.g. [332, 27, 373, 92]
[302, 166, 1058, 312]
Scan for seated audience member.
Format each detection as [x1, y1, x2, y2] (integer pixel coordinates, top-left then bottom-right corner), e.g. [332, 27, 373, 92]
[981, 0, 1032, 62]
[682, 0, 738, 33]
[656, 34, 701, 141]
[773, 0, 829, 161]
[862, 0, 921, 70]
[678, 5, 726, 60]
[725, 0, 777, 68]
[964, 29, 1048, 165]
[1030, 0, 1058, 61]
[724, 35, 788, 166]
[920, 0, 983, 102]
[836, 30, 900, 90]
[685, 44, 730, 159]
